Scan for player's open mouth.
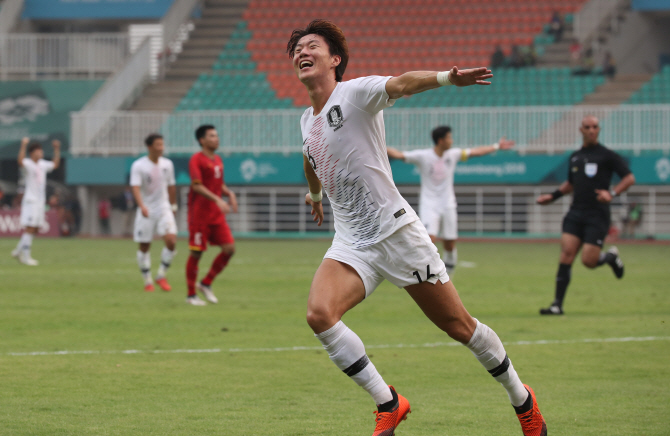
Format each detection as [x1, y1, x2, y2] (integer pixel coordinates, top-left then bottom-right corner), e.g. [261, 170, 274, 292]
[300, 60, 313, 70]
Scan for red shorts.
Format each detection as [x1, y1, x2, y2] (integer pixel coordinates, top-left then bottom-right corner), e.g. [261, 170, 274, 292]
[188, 221, 234, 252]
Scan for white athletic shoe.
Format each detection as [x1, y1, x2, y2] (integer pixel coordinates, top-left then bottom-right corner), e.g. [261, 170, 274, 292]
[185, 295, 207, 306]
[18, 252, 39, 266]
[197, 282, 218, 304]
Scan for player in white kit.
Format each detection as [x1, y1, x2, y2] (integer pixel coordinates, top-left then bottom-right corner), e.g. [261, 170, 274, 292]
[129, 134, 178, 292]
[11, 137, 61, 266]
[288, 20, 545, 436]
[387, 126, 514, 273]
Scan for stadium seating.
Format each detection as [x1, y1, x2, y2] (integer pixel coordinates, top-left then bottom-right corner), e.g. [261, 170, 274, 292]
[177, 0, 591, 110]
[625, 65, 670, 104]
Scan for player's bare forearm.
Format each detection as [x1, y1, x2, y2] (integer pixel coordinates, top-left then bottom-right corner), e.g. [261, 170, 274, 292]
[469, 138, 515, 157]
[386, 72, 441, 99]
[17, 137, 29, 166]
[168, 185, 177, 206]
[51, 139, 61, 169]
[192, 182, 221, 203]
[613, 173, 635, 195]
[386, 147, 405, 161]
[303, 155, 322, 195]
[536, 181, 573, 205]
[559, 181, 573, 195]
[222, 183, 238, 212]
[130, 186, 145, 209]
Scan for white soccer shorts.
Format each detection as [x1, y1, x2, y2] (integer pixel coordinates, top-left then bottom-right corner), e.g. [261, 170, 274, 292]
[420, 206, 458, 241]
[20, 202, 45, 228]
[133, 209, 177, 243]
[324, 219, 450, 298]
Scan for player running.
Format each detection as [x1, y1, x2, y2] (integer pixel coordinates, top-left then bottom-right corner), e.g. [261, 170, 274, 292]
[537, 115, 635, 315]
[387, 126, 514, 273]
[11, 137, 60, 266]
[129, 133, 178, 292]
[185, 125, 238, 306]
[289, 20, 546, 436]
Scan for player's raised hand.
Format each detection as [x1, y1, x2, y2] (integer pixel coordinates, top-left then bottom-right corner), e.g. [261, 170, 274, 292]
[215, 197, 231, 214]
[52, 139, 61, 149]
[498, 137, 515, 150]
[536, 194, 554, 205]
[447, 66, 493, 86]
[20, 137, 30, 147]
[305, 193, 324, 227]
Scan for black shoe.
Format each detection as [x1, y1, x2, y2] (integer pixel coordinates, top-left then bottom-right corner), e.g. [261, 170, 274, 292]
[607, 246, 624, 279]
[539, 305, 564, 315]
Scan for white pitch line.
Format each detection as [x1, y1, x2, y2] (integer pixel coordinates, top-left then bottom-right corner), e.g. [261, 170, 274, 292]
[4, 336, 669, 357]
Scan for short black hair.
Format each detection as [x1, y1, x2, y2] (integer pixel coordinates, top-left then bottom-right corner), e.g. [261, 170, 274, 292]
[27, 142, 42, 154]
[144, 133, 163, 147]
[431, 126, 452, 145]
[195, 124, 216, 146]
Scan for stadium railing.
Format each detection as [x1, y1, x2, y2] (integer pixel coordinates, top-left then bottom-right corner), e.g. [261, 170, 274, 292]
[70, 105, 670, 156]
[0, 33, 129, 80]
[72, 37, 152, 155]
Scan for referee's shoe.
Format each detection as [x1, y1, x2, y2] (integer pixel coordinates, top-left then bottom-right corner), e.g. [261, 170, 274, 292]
[606, 246, 625, 279]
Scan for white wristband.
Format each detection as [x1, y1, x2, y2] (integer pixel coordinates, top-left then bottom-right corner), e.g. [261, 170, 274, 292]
[492, 142, 500, 150]
[436, 71, 453, 86]
[309, 191, 323, 202]
[171, 203, 178, 212]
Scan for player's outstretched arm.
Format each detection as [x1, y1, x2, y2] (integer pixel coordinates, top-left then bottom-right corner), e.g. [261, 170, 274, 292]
[51, 139, 61, 170]
[303, 155, 324, 226]
[386, 147, 406, 161]
[469, 137, 515, 158]
[537, 181, 573, 205]
[17, 137, 29, 167]
[386, 66, 493, 99]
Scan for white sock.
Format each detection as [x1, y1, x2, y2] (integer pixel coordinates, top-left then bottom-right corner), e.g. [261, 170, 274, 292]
[465, 319, 528, 407]
[136, 250, 152, 284]
[442, 248, 457, 273]
[157, 247, 175, 279]
[315, 321, 393, 405]
[19, 233, 34, 256]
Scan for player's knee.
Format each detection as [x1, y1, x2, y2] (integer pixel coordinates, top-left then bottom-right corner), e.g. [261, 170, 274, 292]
[440, 316, 474, 344]
[582, 257, 598, 269]
[305, 305, 337, 333]
[189, 250, 202, 260]
[221, 244, 235, 256]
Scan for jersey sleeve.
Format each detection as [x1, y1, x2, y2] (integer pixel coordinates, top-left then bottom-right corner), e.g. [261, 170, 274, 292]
[167, 160, 176, 186]
[402, 149, 424, 165]
[609, 150, 632, 178]
[344, 76, 396, 114]
[189, 154, 203, 184]
[129, 161, 142, 186]
[449, 147, 469, 162]
[40, 159, 55, 173]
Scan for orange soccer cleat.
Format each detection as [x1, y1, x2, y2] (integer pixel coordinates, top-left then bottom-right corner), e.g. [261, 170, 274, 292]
[155, 277, 172, 291]
[515, 385, 547, 436]
[144, 283, 155, 292]
[372, 386, 411, 436]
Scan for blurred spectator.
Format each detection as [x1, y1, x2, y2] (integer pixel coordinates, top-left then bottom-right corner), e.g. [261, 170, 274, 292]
[509, 45, 524, 68]
[622, 202, 643, 238]
[569, 39, 582, 67]
[119, 187, 136, 236]
[573, 48, 595, 75]
[602, 51, 616, 79]
[549, 11, 564, 42]
[68, 197, 82, 235]
[490, 45, 505, 68]
[98, 197, 111, 235]
[523, 44, 538, 66]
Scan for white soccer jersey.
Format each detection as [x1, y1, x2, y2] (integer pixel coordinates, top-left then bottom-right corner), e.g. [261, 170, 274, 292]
[21, 158, 54, 205]
[129, 156, 176, 214]
[403, 147, 469, 209]
[301, 76, 418, 248]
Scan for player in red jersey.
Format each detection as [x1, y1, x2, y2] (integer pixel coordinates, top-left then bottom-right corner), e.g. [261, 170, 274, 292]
[185, 124, 238, 306]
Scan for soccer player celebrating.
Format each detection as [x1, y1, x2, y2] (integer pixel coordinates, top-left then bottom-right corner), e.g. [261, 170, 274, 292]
[11, 137, 60, 266]
[289, 20, 546, 436]
[129, 133, 178, 292]
[537, 115, 635, 315]
[387, 126, 514, 273]
[185, 125, 238, 306]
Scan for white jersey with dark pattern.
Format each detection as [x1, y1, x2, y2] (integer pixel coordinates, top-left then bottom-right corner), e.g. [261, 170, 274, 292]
[403, 147, 468, 210]
[300, 76, 418, 248]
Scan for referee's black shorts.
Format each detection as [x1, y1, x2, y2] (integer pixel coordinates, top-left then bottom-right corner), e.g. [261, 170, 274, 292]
[562, 208, 610, 248]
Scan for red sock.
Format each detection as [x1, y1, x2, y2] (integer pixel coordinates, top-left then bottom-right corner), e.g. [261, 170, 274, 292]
[201, 252, 232, 286]
[186, 255, 200, 297]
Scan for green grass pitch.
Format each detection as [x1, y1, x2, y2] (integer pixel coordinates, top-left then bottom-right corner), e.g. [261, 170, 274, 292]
[0, 237, 668, 435]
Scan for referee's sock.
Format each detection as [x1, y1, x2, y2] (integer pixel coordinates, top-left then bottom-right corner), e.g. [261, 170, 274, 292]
[553, 263, 572, 308]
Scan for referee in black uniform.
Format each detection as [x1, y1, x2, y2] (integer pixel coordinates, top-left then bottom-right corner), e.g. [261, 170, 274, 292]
[536, 115, 636, 315]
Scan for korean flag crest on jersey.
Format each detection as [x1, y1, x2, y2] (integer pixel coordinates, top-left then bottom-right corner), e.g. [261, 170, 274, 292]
[585, 162, 598, 178]
[327, 105, 344, 130]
